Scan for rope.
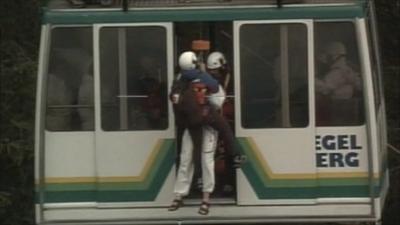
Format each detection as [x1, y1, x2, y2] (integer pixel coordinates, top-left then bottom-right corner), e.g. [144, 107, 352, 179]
[388, 143, 400, 173]
[388, 143, 400, 156]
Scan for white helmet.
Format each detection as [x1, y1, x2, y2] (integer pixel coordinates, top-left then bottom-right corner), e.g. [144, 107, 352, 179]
[178, 51, 198, 70]
[325, 42, 347, 57]
[207, 51, 227, 69]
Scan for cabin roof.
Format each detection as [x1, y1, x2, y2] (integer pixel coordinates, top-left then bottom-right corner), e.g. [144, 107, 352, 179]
[42, 0, 368, 24]
[45, 0, 367, 10]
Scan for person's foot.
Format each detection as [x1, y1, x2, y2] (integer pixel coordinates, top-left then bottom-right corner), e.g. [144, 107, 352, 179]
[198, 201, 210, 215]
[168, 198, 183, 211]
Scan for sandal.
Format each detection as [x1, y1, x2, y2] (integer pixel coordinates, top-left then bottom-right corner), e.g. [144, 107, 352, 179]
[168, 199, 183, 211]
[198, 201, 210, 215]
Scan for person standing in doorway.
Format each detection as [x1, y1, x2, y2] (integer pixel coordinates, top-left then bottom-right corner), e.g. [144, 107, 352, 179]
[169, 51, 223, 215]
[206, 51, 244, 196]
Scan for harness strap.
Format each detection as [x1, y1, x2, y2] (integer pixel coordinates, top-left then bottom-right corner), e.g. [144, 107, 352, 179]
[191, 82, 208, 105]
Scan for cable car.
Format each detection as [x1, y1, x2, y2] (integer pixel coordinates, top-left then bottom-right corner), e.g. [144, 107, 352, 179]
[35, 0, 388, 224]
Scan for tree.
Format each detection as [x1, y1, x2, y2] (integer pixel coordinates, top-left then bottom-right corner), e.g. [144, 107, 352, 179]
[375, 1, 400, 224]
[0, 1, 39, 224]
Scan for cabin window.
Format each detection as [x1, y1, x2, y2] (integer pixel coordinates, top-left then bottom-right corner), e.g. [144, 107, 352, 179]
[314, 22, 365, 126]
[240, 23, 309, 128]
[99, 26, 168, 131]
[45, 27, 93, 131]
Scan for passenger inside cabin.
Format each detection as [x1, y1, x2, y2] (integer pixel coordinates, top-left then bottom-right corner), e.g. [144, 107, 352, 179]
[47, 49, 93, 131]
[128, 54, 167, 130]
[138, 76, 165, 128]
[315, 41, 362, 125]
[46, 61, 74, 131]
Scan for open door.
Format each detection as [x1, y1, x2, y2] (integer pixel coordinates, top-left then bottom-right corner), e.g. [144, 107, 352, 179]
[234, 20, 317, 205]
[173, 21, 237, 201]
[93, 23, 175, 207]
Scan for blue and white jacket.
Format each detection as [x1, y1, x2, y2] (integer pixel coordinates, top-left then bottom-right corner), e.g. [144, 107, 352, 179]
[179, 69, 219, 93]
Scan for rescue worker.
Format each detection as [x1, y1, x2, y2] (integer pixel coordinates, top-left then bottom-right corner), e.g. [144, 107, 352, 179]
[169, 51, 226, 215]
[206, 51, 234, 121]
[206, 51, 231, 93]
[315, 41, 362, 124]
[206, 51, 238, 195]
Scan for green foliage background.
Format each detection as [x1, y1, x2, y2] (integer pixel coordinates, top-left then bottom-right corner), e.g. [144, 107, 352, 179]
[0, 0, 398, 224]
[376, 1, 400, 225]
[0, 0, 40, 224]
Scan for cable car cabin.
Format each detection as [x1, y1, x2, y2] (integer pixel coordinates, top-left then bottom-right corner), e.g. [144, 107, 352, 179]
[35, 0, 388, 224]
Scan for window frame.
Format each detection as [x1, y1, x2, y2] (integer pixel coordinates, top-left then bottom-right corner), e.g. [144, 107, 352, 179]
[94, 23, 174, 132]
[235, 20, 314, 130]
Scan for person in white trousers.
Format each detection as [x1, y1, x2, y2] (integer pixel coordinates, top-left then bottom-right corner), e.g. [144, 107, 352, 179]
[169, 51, 226, 215]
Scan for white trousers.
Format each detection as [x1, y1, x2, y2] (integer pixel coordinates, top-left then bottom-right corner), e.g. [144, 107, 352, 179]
[173, 126, 218, 196]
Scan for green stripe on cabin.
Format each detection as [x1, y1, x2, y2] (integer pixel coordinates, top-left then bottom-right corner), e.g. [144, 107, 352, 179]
[40, 139, 175, 203]
[237, 137, 379, 199]
[38, 137, 381, 203]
